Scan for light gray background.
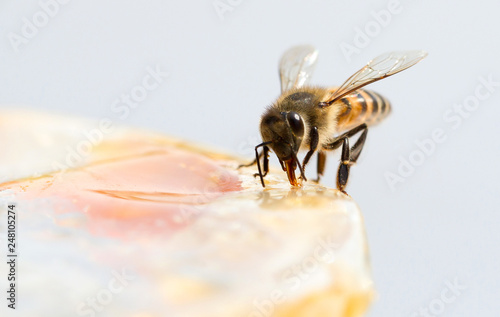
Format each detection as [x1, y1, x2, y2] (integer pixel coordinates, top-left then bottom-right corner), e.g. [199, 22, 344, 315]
[1, 0, 499, 316]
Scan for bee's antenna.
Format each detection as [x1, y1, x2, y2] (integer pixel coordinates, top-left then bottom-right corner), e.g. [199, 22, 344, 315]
[255, 141, 272, 187]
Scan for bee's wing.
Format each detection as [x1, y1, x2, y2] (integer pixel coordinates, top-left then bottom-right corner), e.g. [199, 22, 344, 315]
[324, 50, 427, 104]
[279, 45, 319, 93]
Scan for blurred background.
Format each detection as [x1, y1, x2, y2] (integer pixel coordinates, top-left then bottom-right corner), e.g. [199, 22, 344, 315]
[1, 0, 499, 315]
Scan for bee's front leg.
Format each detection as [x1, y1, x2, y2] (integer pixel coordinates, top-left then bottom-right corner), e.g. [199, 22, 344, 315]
[237, 151, 263, 169]
[301, 126, 319, 179]
[261, 145, 269, 177]
[238, 145, 270, 179]
[254, 144, 270, 187]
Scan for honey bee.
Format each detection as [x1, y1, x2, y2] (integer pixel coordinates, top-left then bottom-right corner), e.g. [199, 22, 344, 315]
[244, 45, 427, 192]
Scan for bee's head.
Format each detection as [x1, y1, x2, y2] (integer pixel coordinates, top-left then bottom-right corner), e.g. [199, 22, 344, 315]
[260, 110, 305, 162]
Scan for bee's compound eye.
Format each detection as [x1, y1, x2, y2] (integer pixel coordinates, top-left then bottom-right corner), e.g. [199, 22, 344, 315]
[287, 111, 304, 137]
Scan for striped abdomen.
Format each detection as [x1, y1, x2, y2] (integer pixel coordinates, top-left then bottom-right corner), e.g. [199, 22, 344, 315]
[334, 88, 391, 131]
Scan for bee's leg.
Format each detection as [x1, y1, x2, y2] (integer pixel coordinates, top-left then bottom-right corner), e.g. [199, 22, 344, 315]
[292, 150, 307, 182]
[301, 127, 319, 176]
[349, 128, 368, 164]
[237, 150, 263, 169]
[323, 123, 368, 151]
[255, 144, 271, 187]
[337, 138, 351, 193]
[323, 124, 368, 193]
[261, 145, 269, 177]
[249, 142, 272, 187]
[314, 151, 326, 182]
